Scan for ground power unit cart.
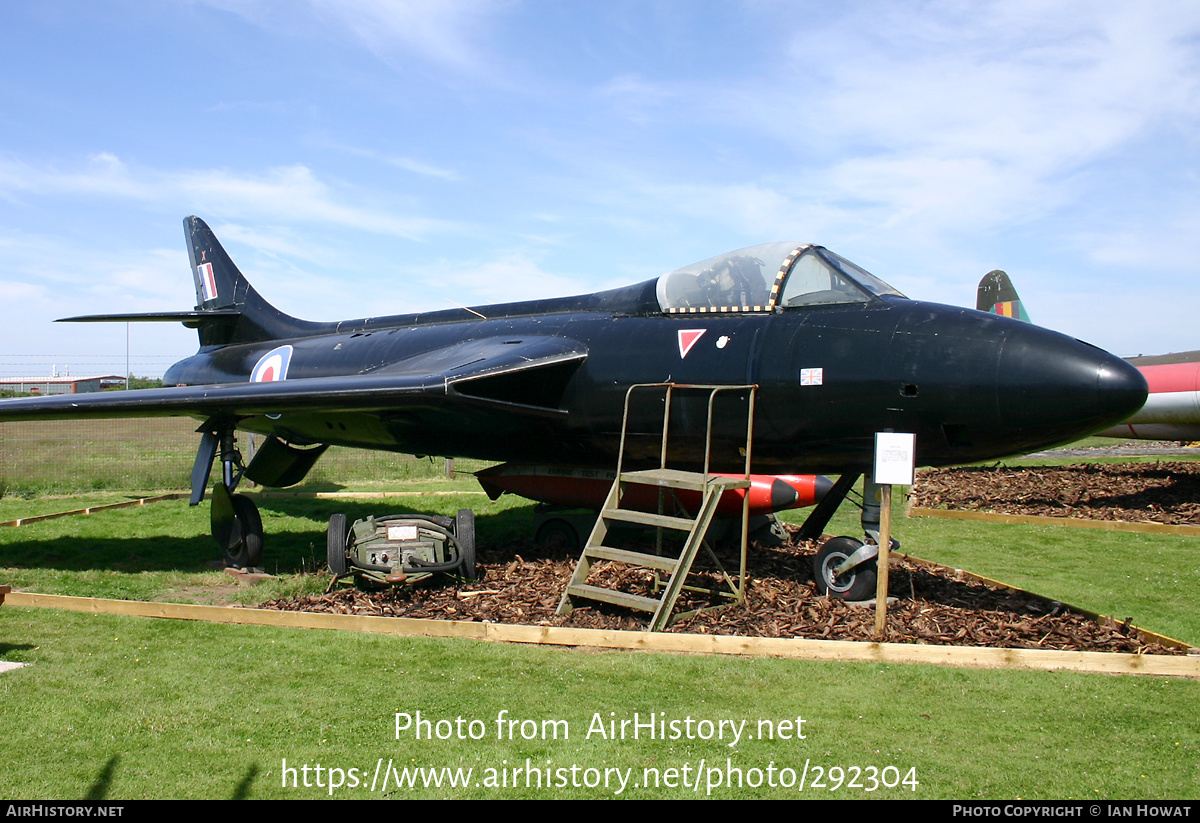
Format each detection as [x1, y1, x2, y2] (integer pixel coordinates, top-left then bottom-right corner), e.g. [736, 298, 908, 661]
[327, 510, 477, 588]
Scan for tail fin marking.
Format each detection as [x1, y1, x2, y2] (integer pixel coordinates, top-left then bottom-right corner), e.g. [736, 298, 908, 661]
[976, 269, 1031, 323]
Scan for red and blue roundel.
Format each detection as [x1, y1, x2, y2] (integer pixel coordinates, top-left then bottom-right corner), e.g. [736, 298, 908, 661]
[250, 345, 293, 383]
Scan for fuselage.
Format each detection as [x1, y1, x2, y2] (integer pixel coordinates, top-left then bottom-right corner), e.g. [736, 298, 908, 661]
[162, 287, 1147, 475]
[0, 221, 1149, 568]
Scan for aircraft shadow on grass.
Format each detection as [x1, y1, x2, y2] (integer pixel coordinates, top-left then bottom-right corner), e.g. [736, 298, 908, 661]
[83, 755, 259, 800]
[0, 497, 543, 575]
[0, 642, 37, 657]
[85, 755, 118, 801]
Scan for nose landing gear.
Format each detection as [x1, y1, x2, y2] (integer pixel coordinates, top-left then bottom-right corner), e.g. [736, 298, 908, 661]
[802, 476, 896, 602]
[812, 536, 878, 601]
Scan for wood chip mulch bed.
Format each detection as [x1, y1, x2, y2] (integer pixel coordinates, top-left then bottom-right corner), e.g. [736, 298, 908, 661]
[910, 460, 1200, 525]
[260, 529, 1186, 655]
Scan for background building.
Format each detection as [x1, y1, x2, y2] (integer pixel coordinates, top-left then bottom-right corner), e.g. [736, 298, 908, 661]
[0, 375, 125, 395]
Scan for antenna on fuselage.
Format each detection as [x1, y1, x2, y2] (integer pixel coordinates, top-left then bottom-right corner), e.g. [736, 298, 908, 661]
[445, 299, 487, 319]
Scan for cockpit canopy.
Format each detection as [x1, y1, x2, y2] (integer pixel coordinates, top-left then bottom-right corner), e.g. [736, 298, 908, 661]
[655, 242, 905, 314]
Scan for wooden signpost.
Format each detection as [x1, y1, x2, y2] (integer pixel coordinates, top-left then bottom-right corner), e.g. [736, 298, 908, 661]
[872, 432, 915, 637]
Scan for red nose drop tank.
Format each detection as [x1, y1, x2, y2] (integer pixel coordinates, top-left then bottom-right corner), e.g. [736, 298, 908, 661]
[476, 464, 832, 516]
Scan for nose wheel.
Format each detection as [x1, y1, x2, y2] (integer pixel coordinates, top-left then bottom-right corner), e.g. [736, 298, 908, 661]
[813, 536, 877, 601]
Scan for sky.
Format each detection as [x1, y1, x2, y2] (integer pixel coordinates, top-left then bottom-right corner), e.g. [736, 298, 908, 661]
[2, 0, 1199, 378]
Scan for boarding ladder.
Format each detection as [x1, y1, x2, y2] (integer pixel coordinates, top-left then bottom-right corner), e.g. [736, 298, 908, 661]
[556, 383, 757, 631]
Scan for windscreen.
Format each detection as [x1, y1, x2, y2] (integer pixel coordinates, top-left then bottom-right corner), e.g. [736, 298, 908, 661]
[777, 248, 906, 308]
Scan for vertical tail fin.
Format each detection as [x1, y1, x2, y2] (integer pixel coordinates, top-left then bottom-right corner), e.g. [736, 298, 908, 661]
[57, 216, 322, 346]
[976, 269, 1031, 323]
[183, 216, 319, 346]
[186, 216, 240, 311]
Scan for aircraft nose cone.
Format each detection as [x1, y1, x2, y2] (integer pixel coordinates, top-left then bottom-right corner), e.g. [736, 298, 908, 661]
[1096, 355, 1149, 421]
[996, 324, 1147, 436]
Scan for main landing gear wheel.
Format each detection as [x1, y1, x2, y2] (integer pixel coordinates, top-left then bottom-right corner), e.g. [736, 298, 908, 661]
[813, 536, 877, 601]
[534, 518, 580, 554]
[456, 508, 477, 582]
[225, 493, 264, 570]
[327, 513, 349, 576]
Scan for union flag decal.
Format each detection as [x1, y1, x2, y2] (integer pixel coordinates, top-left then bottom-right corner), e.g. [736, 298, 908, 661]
[197, 262, 218, 303]
[800, 367, 823, 386]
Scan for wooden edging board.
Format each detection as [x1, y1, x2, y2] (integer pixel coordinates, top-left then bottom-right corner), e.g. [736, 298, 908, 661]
[250, 491, 487, 498]
[0, 494, 187, 528]
[908, 506, 1200, 536]
[0, 490, 490, 529]
[6, 591, 1199, 679]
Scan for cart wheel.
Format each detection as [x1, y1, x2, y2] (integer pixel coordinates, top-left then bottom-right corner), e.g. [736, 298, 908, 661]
[456, 508, 477, 581]
[812, 536, 877, 601]
[327, 513, 348, 576]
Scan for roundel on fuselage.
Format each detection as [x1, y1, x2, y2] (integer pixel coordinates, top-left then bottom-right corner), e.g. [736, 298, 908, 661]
[250, 345, 294, 382]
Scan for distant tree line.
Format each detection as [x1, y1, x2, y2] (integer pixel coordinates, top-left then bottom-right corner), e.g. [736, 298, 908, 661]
[112, 375, 164, 391]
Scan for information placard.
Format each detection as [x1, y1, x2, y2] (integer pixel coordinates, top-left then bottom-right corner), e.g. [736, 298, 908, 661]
[873, 432, 915, 486]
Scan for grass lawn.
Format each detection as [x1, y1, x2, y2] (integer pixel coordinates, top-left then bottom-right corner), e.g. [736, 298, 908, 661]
[2, 606, 1197, 799]
[0, 470, 1198, 799]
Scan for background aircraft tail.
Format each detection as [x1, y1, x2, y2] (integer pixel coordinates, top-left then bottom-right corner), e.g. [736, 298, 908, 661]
[976, 269, 1031, 322]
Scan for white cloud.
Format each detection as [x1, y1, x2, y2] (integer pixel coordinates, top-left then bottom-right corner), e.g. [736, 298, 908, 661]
[0, 231, 192, 308]
[868, 9, 1192, 201]
[398, 249, 625, 311]
[211, 222, 337, 267]
[0, 279, 47, 303]
[0, 155, 461, 240]
[644, 2, 1200, 248]
[201, 0, 510, 77]
[0, 232, 202, 376]
[0, 153, 151, 202]
[322, 142, 462, 181]
[312, 0, 505, 73]
[383, 156, 461, 180]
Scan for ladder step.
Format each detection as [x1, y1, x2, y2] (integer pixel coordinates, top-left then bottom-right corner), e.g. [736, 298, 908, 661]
[584, 545, 680, 573]
[565, 584, 662, 613]
[619, 469, 750, 491]
[601, 508, 695, 530]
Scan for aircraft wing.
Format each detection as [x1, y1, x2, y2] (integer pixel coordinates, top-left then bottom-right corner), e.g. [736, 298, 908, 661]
[0, 335, 588, 422]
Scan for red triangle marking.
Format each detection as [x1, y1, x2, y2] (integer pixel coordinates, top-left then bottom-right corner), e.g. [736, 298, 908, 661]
[678, 329, 706, 359]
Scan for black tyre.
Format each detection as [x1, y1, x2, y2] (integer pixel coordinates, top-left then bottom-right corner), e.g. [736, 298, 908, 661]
[225, 494, 264, 569]
[327, 513, 349, 576]
[812, 536, 877, 601]
[456, 508, 477, 581]
[534, 518, 580, 553]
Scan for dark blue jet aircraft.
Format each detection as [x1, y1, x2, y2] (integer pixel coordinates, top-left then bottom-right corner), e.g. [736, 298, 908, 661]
[0, 217, 1146, 583]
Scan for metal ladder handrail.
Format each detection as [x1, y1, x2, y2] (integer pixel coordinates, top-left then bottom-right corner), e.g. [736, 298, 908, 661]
[616, 382, 758, 482]
[615, 382, 759, 609]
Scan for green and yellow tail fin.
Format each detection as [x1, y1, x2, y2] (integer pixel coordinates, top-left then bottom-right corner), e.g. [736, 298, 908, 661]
[976, 269, 1031, 323]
